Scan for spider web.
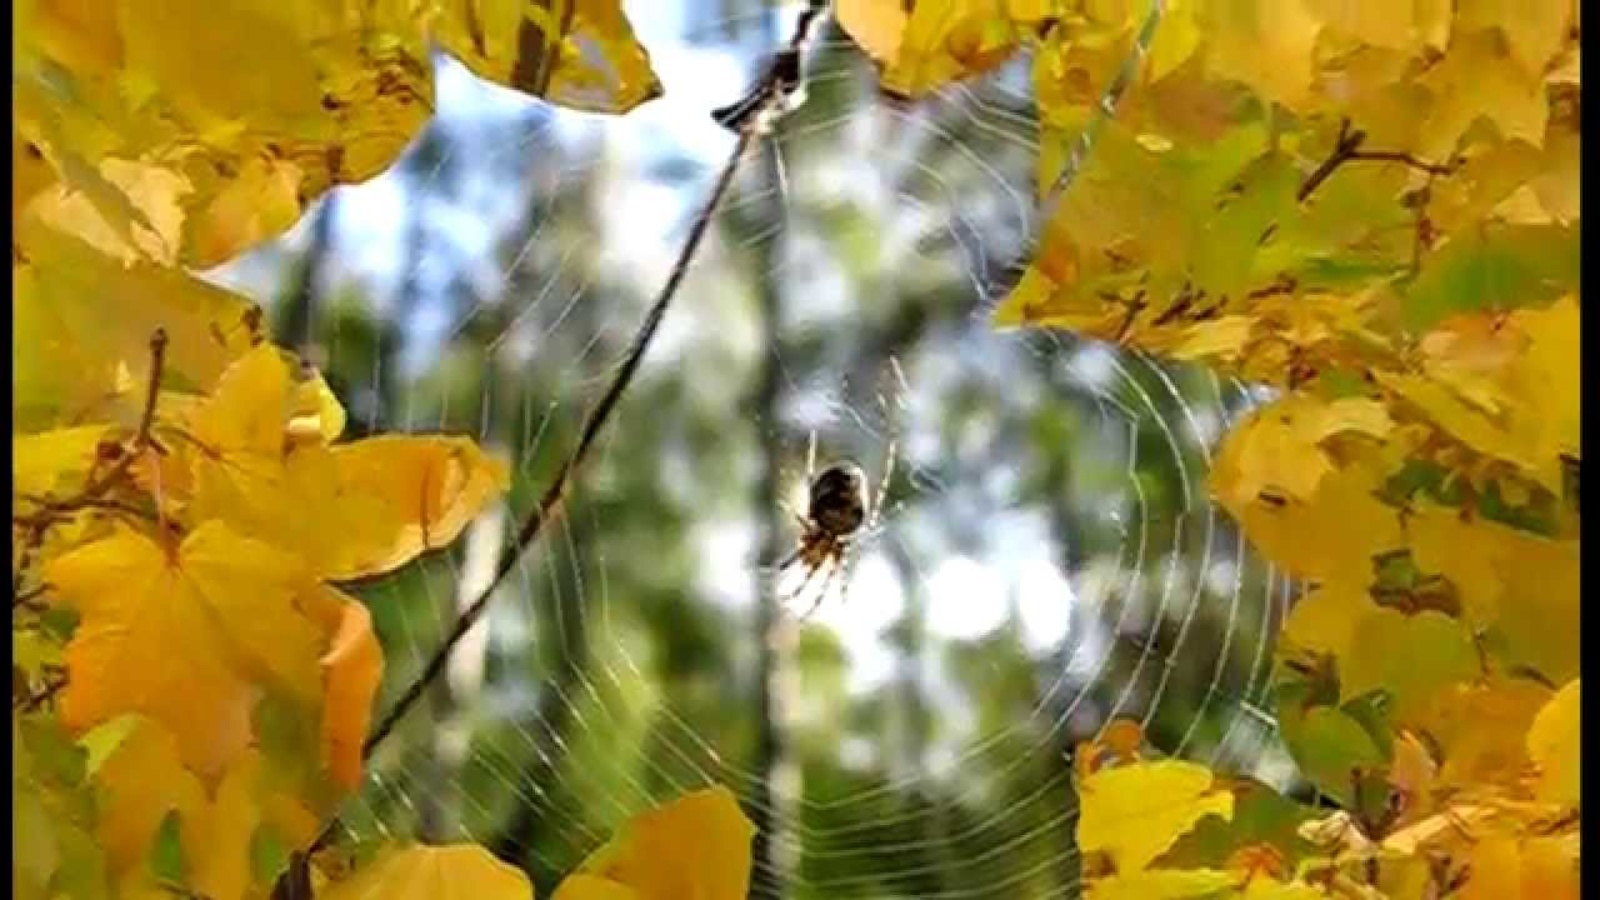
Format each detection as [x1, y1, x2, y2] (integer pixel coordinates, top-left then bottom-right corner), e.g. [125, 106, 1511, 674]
[213, 3, 1303, 897]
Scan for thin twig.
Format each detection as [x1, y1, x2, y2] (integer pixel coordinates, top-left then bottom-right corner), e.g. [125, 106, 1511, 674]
[12, 329, 169, 600]
[1297, 119, 1364, 203]
[352, 129, 752, 767]
[1298, 119, 1458, 203]
[291, 10, 828, 870]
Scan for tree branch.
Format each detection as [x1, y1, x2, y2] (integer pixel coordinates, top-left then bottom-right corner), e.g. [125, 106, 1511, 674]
[289, 7, 831, 876]
[1299, 119, 1458, 203]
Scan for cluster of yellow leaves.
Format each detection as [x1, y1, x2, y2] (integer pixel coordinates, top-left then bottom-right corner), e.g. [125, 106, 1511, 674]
[318, 787, 754, 900]
[840, 2, 1580, 897]
[1076, 714, 1580, 899]
[15, 0, 661, 268]
[15, 3, 664, 898]
[1074, 721, 1327, 899]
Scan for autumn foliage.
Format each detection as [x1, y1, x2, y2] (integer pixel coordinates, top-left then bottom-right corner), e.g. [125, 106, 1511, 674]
[14, 1, 1579, 899]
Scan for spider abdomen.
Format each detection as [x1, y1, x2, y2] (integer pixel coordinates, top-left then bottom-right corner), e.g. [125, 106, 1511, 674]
[809, 462, 867, 537]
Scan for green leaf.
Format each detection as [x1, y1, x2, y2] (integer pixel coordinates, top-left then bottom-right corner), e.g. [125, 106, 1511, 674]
[1286, 706, 1384, 808]
[1340, 609, 1480, 715]
[1402, 224, 1579, 332]
[80, 715, 141, 778]
[148, 810, 187, 886]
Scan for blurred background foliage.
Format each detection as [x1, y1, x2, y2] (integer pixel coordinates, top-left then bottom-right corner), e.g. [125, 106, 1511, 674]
[214, 5, 1295, 897]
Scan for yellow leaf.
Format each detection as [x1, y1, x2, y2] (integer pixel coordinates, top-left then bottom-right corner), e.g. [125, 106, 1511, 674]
[1168, 316, 1258, 362]
[1509, 295, 1580, 484]
[44, 522, 324, 779]
[1456, 0, 1575, 74]
[1212, 395, 1392, 507]
[1304, 0, 1425, 50]
[552, 874, 635, 900]
[1086, 868, 1238, 900]
[1525, 678, 1579, 808]
[315, 435, 510, 580]
[1339, 608, 1478, 716]
[322, 843, 532, 900]
[94, 717, 204, 877]
[837, 0, 910, 64]
[1219, 460, 1403, 583]
[14, 227, 263, 433]
[879, 1, 1029, 98]
[427, 0, 662, 115]
[1458, 834, 1580, 900]
[1200, 0, 1322, 112]
[1282, 579, 1369, 660]
[1078, 760, 1234, 873]
[558, 786, 755, 900]
[16, 0, 435, 267]
[14, 425, 115, 500]
[1238, 877, 1328, 899]
[93, 715, 263, 900]
[1386, 731, 1437, 816]
[1417, 29, 1548, 158]
[1419, 677, 1550, 790]
[1145, 0, 1200, 82]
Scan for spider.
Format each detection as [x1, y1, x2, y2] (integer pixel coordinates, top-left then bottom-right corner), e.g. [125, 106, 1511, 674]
[774, 427, 898, 621]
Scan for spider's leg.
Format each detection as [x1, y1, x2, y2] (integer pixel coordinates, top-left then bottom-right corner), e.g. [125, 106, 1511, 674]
[795, 555, 837, 621]
[805, 429, 817, 484]
[774, 544, 805, 574]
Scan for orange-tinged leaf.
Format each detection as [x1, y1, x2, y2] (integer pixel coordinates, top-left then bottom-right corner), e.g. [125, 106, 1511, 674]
[316, 435, 510, 580]
[560, 785, 755, 900]
[315, 588, 383, 792]
[1078, 760, 1234, 873]
[322, 843, 533, 900]
[44, 522, 324, 778]
[1525, 678, 1579, 808]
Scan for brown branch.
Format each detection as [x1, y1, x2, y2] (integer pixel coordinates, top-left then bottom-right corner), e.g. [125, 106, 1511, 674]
[1299, 119, 1459, 203]
[287, 10, 831, 875]
[1297, 119, 1365, 203]
[12, 329, 169, 600]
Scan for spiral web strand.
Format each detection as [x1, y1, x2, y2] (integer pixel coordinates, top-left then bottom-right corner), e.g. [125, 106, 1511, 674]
[214, 3, 1300, 897]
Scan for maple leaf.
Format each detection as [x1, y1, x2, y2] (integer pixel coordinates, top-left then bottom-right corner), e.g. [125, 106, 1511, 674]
[321, 844, 533, 900]
[44, 522, 324, 779]
[173, 344, 509, 580]
[553, 786, 756, 900]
